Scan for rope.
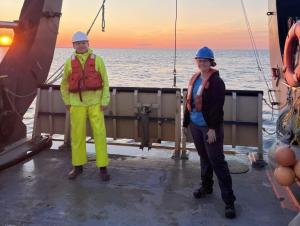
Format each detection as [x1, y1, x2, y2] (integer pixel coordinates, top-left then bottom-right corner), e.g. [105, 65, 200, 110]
[172, 0, 178, 87]
[102, 0, 106, 32]
[240, 0, 277, 111]
[275, 96, 300, 141]
[86, 0, 106, 35]
[46, 0, 107, 84]
[262, 127, 276, 135]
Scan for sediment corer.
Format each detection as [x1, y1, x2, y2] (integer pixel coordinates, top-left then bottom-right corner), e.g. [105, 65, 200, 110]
[139, 105, 151, 150]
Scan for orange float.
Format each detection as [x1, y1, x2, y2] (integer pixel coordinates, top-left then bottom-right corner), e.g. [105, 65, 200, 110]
[283, 21, 300, 87]
[294, 161, 300, 179]
[274, 166, 295, 186]
[274, 145, 296, 167]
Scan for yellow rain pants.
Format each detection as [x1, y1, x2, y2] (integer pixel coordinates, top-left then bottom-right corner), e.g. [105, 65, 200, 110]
[70, 104, 108, 167]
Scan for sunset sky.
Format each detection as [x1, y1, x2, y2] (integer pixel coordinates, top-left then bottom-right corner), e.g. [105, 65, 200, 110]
[0, 0, 268, 49]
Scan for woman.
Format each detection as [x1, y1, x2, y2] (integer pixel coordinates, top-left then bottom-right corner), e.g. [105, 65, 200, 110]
[183, 46, 236, 219]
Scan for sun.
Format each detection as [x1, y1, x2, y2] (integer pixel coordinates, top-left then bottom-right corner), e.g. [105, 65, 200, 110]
[0, 36, 13, 46]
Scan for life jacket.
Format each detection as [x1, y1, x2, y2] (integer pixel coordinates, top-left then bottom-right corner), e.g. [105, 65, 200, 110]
[186, 69, 217, 112]
[68, 54, 103, 100]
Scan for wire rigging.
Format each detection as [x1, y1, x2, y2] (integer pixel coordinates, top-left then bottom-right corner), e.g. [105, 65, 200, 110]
[240, 0, 277, 112]
[173, 0, 178, 87]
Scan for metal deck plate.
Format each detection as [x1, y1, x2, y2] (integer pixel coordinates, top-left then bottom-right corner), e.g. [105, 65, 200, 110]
[0, 147, 296, 226]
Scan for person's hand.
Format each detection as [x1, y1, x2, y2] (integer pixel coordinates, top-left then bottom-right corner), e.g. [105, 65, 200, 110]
[207, 129, 216, 144]
[100, 105, 107, 111]
[66, 105, 71, 111]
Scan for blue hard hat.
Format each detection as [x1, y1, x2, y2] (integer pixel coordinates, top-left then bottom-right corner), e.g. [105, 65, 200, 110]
[195, 46, 214, 60]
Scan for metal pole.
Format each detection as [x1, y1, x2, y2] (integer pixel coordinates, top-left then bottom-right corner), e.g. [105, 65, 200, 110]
[0, 21, 18, 29]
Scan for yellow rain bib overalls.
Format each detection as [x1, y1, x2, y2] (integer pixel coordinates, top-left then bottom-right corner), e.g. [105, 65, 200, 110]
[60, 48, 110, 167]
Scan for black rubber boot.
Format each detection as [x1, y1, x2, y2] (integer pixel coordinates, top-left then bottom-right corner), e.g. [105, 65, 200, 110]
[225, 203, 236, 219]
[100, 167, 110, 181]
[193, 186, 213, 199]
[68, 166, 83, 180]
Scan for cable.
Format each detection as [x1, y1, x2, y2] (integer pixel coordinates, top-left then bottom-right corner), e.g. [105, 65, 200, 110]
[4, 88, 36, 98]
[46, 66, 64, 84]
[240, 0, 277, 109]
[173, 0, 178, 87]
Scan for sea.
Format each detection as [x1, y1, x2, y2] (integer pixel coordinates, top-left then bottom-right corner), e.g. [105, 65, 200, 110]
[0, 48, 276, 153]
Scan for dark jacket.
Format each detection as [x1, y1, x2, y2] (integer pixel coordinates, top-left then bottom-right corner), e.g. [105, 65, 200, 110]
[183, 71, 225, 129]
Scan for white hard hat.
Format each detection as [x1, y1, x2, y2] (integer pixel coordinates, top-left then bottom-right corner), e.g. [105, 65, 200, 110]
[72, 31, 89, 43]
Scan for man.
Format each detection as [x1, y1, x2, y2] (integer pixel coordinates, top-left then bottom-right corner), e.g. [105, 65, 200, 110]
[60, 31, 110, 181]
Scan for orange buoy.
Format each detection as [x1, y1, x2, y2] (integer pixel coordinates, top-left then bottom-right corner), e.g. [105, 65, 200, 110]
[294, 161, 300, 179]
[274, 166, 295, 186]
[274, 145, 296, 167]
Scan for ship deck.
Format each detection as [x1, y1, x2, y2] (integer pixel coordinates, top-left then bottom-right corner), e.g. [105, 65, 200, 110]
[0, 143, 297, 226]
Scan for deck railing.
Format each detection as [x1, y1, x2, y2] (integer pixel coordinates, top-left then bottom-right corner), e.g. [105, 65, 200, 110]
[32, 85, 263, 160]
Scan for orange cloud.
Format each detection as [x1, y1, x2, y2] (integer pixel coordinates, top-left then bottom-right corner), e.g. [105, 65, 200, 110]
[57, 27, 268, 49]
[2, 0, 268, 49]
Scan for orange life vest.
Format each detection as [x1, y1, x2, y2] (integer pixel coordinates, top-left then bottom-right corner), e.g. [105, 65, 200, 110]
[68, 54, 103, 94]
[186, 69, 217, 112]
